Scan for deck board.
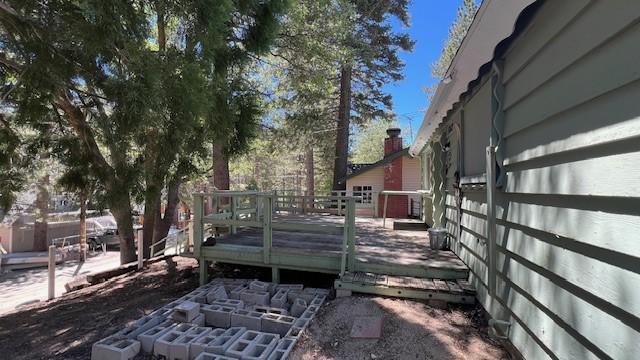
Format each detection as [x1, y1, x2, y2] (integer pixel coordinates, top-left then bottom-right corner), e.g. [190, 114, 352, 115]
[204, 213, 468, 278]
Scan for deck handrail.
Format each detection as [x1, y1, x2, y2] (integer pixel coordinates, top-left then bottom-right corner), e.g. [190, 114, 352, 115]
[192, 191, 357, 284]
[149, 226, 189, 258]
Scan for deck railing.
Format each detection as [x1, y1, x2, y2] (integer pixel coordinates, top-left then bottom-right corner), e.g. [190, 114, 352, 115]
[192, 191, 357, 278]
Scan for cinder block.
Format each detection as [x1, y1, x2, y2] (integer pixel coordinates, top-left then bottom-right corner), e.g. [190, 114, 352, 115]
[290, 298, 307, 317]
[275, 284, 303, 292]
[201, 304, 236, 328]
[153, 324, 196, 358]
[92, 335, 141, 360]
[211, 298, 244, 310]
[190, 328, 227, 360]
[261, 314, 295, 337]
[171, 301, 201, 323]
[253, 305, 288, 316]
[188, 313, 206, 327]
[336, 289, 352, 298]
[230, 284, 249, 299]
[206, 286, 229, 303]
[270, 289, 289, 309]
[249, 280, 270, 293]
[240, 289, 270, 306]
[230, 309, 264, 331]
[286, 290, 301, 304]
[194, 352, 236, 360]
[191, 327, 246, 356]
[169, 326, 211, 360]
[116, 315, 163, 339]
[267, 337, 297, 360]
[225, 330, 279, 360]
[181, 291, 207, 304]
[284, 317, 311, 340]
[137, 319, 175, 353]
[310, 295, 326, 307]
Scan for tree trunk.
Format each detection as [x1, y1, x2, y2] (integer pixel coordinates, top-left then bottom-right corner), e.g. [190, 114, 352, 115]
[79, 191, 87, 262]
[110, 190, 137, 264]
[142, 189, 160, 259]
[153, 178, 180, 245]
[34, 175, 50, 251]
[305, 147, 315, 194]
[213, 142, 230, 191]
[332, 64, 352, 190]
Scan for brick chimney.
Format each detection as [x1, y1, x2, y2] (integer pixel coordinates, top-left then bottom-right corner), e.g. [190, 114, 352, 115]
[384, 128, 402, 156]
[379, 127, 408, 218]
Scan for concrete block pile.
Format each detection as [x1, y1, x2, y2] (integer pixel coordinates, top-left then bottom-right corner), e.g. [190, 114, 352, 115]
[91, 278, 328, 360]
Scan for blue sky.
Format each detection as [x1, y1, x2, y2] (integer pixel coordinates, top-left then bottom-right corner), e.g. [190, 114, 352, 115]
[385, 1, 462, 143]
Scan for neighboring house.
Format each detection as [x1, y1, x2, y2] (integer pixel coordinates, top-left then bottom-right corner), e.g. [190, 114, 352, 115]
[344, 128, 422, 218]
[410, 1, 640, 359]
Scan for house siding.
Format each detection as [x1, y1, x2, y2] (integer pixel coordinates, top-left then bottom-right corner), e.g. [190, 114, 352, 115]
[402, 156, 422, 215]
[346, 166, 384, 217]
[426, 1, 640, 359]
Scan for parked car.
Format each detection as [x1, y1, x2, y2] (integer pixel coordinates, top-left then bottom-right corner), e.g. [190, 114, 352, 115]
[87, 216, 143, 251]
[87, 216, 119, 251]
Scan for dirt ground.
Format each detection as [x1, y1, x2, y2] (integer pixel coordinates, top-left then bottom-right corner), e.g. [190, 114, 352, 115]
[0, 256, 200, 360]
[0, 258, 507, 360]
[290, 296, 509, 360]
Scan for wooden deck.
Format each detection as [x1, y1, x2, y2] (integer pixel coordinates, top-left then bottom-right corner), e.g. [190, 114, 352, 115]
[203, 214, 468, 279]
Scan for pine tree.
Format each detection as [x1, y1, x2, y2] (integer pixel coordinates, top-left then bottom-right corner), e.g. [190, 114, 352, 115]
[431, 0, 479, 79]
[332, 0, 414, 190]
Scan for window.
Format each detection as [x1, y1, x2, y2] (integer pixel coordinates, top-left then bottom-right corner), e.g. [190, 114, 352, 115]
[462, 80, 491, 177]
[353, 185, 373, 204]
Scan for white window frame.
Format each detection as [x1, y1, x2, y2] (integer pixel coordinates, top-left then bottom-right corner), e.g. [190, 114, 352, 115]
[352, 185, 373, 204]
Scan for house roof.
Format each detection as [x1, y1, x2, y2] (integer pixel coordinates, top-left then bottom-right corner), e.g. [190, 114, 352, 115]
[409, 0, 538, 156]
[343, 148, 410, 182]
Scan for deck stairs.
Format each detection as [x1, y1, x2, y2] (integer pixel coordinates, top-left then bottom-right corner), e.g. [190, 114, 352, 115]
[335, 271, 476, 305]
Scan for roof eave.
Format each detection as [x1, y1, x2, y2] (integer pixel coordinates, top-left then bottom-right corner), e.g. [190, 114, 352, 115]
[409, 0, 537, 157]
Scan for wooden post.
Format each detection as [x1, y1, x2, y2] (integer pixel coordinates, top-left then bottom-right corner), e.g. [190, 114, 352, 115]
[193, 194, 206, 285]
[337, 197, 342, 216]
[271, 266, 280, 284]
[262, 195, 272, 264]
[340, 221, 348, 277]
[382, 193, 389, 228]
[347, 198, 356, 271]
[193, 194, 204, 258]
[48, 245, 55, 300]
[486, 146, 497, 297]
[137, 229, 144, 269]
[373, 192, 378, 218]
[230, 196, 237, 234]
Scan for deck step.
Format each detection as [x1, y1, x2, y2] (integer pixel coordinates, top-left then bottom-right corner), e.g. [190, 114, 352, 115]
[335, 272, 476, 305]
[392, 221, 429, 231]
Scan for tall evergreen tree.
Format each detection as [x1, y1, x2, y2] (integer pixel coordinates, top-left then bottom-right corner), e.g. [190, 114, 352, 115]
[332, 0, 413, 190]
[431, 0, 478, 79]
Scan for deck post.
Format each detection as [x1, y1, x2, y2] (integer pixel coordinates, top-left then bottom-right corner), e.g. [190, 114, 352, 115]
[486, 146, 497, 297]
[193, 194, 207, 285]
[230, 195, 237, 234]
[263, 195, 272, 264]
[347, 198, 356, 271]
[382, 193, 389, 228]
[199, 259, 209, 285]
[337, 197, 342, 216]
[193, 194, 204, 258]
[271, 267, 280, 284]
